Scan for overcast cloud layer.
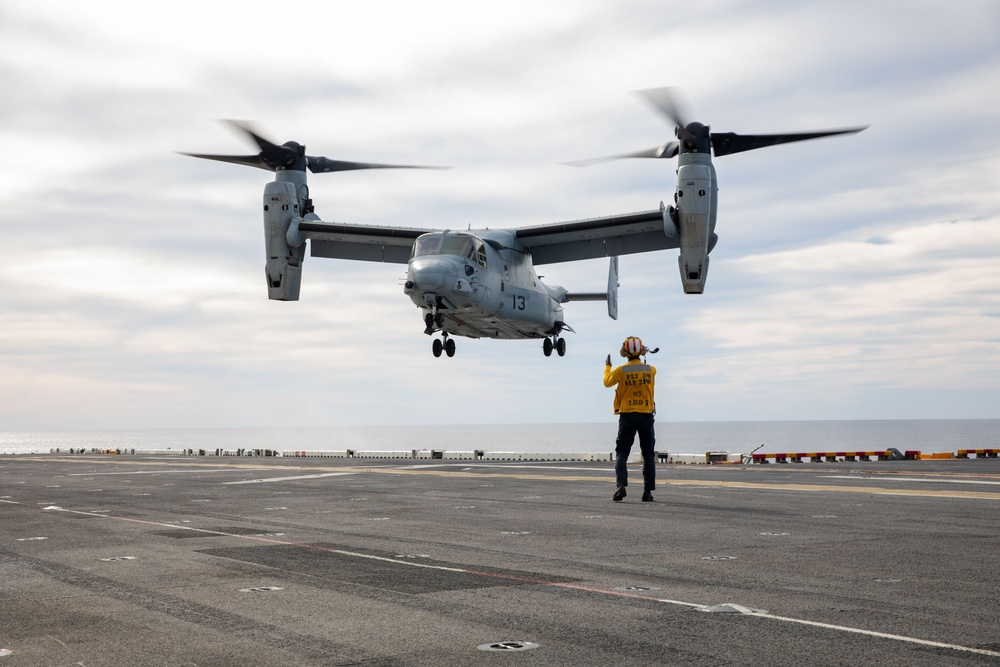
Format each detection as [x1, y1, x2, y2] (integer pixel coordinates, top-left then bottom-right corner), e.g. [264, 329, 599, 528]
[1, 0, 998, 430]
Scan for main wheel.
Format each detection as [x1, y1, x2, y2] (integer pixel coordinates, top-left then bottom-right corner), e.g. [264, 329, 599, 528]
[543, 338, 553, 357]
[432, 339, 443, 357]
[556, 337, 567, 356]
[444, 338, 456, 357]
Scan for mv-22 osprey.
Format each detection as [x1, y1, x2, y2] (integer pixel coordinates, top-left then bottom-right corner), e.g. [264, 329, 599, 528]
[184, 89, 864, 358]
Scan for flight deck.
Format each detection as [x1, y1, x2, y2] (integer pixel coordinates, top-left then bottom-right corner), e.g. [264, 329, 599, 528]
[2, 455, 999, 666]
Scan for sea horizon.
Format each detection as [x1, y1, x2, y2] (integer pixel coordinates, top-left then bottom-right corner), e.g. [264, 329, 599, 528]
[1, 419, 997, 456]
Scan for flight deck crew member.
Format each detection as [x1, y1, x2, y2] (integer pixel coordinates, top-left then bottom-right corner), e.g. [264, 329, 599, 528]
[604, 336, 656, 502]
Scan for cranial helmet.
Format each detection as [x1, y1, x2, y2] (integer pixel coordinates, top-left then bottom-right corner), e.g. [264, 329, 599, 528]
[620, 336, 646, 358]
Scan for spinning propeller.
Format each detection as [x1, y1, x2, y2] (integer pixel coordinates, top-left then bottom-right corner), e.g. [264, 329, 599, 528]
[182, 120, 448, 173]
[567, 87, 867, 165]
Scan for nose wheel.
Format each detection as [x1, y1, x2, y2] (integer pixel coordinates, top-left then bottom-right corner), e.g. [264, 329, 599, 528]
[542, 336, 567, 357]
[424, 309, 444, 332]
[432, 334, 456, 358]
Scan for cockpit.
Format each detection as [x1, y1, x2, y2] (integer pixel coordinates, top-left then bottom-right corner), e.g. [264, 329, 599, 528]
[413, 233, 487, 268]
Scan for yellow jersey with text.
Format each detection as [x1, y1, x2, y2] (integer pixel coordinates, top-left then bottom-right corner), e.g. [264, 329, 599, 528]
[604, 359, 656, 414]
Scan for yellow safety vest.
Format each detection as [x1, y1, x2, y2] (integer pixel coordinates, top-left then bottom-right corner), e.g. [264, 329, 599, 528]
[604, 359, 656, 414]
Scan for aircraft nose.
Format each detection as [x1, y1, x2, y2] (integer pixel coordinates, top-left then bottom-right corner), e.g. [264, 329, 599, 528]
[408, 259, 449, 290]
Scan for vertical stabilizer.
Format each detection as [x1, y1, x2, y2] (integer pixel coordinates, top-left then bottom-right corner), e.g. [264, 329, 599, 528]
[607, 256, 619, 320]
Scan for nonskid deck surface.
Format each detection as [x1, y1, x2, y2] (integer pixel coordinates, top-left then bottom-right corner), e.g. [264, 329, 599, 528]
[2, 455, 999, 666]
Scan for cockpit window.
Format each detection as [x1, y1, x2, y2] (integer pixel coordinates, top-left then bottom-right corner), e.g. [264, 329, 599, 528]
[413, 233, 476, 259]
[413, 235, 442, 257]
[440, 235, 474, 258]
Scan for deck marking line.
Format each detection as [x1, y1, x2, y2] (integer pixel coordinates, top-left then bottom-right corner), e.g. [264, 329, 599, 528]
[224, 472, 356, 484]
[823, 475, 1000, 486]
[68, 469, 273, 476]
[750, 612, 1000, 658]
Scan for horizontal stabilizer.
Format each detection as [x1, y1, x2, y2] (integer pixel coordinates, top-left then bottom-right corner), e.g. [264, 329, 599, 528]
[563, 293, 606, 302]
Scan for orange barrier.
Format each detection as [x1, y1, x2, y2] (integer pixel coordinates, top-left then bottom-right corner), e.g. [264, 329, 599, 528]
[751, 450, 919, 463]
[956, 448, 998, 459]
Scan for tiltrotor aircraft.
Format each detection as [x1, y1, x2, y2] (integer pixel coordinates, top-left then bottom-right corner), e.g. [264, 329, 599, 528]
[184, 89, 864, 358]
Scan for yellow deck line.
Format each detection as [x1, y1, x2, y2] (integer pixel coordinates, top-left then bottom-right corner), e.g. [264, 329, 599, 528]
[11, 456, 1000, 500]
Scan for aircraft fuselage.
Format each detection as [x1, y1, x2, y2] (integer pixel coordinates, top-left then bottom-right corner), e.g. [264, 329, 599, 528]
[403, 229, 566, 340]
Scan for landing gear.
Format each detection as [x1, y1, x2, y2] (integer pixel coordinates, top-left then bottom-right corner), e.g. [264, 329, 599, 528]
[425, 302, 455, 358]
[542, 336, 567, 357]
[432, 334, 456, 358]
[424, 309, 444, 331]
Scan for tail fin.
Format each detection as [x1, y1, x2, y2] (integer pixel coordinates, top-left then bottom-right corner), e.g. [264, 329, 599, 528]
[607, 256, 619, 320]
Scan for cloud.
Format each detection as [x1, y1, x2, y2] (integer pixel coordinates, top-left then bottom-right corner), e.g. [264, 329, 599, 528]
[672, 216, 1000, 416]
[1, 0, 999, 429]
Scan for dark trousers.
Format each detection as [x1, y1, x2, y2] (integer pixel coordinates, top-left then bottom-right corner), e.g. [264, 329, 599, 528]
[615, 412, 655, 491]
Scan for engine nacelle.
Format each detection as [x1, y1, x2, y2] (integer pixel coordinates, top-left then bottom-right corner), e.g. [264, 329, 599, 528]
[263, 181, 306, 301]
[674, 160, 717, 294]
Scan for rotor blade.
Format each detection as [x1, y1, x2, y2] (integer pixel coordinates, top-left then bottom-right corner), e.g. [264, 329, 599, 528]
[634, 87, 688, 129]
[711, 126, 868, 157]
[218, 120, 301, 169]
[563, 142, 679, 167]
[185, 120, 449, 173]
[307, 156, 450, 173]
[223, 120, 282, 153]
[179, 152, 273, 171]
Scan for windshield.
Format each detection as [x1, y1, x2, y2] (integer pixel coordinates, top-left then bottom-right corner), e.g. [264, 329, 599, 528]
[413, 235, 443, 257]
[413, 234, 475, 259]
[441, 235, 474, 258]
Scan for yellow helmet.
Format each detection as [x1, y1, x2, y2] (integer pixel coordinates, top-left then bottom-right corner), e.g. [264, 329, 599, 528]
[620, 336, 646, 358]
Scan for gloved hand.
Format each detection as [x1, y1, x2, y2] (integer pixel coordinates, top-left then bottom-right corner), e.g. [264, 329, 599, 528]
[605, 354, 611, 366]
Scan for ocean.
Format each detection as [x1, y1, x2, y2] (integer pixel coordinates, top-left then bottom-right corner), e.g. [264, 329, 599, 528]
[0, 420, 997, 456]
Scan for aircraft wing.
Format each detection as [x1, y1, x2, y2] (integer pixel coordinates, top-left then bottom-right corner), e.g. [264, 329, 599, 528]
[298, 220, 435, 264]
[513, 209, 675, 265]
[298, 209, 675, 265]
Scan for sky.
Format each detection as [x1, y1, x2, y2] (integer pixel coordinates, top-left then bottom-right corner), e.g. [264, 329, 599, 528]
[1, 0, 999, 431]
